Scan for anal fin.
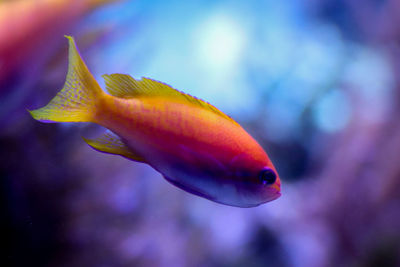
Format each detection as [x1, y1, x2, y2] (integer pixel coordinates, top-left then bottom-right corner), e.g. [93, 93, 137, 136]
[83, 131, 146, 163]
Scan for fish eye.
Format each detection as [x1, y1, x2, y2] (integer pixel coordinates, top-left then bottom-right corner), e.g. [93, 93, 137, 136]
[259, 168, 276, 185]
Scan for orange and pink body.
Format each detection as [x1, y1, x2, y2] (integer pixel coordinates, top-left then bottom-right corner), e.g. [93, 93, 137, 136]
[29, 36, 281, 207]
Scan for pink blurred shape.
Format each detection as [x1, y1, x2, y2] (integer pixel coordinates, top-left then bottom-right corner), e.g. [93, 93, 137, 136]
[0, 0, 116, 85]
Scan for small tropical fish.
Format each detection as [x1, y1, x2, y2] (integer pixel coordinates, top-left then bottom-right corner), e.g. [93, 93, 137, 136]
[29, 36, 281, 207]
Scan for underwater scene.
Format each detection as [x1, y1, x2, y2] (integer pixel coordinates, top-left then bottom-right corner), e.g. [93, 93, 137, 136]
[2, 0, 400, 266]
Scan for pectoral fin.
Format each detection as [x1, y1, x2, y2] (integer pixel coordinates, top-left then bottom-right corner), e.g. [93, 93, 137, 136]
[83, 131, 146, 163]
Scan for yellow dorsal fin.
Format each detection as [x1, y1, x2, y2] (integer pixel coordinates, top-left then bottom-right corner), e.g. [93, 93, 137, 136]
[83, 131, 146, 163]
[102, 73, 238, 125]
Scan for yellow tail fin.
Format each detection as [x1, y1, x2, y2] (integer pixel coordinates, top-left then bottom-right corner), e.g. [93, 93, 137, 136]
[29, 36, 103, 123]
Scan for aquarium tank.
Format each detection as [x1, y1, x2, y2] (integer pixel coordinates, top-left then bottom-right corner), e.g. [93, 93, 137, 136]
[1, 0, 400, 266]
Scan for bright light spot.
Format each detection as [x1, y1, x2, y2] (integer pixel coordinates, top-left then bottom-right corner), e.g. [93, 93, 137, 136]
[194, 13, 247, 73]
[188, 12, 255, 118]
[313, 89, 351, 133]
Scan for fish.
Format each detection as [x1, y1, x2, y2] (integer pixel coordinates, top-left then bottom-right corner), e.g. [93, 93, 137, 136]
[29, 36, 281, 207]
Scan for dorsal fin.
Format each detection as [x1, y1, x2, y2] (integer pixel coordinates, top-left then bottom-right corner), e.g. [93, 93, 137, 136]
[102, 74, 238, 125]
[83, 131, 146, 163]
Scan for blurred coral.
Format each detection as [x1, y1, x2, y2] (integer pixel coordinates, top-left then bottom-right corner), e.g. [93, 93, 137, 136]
[0, 0, 115, 82]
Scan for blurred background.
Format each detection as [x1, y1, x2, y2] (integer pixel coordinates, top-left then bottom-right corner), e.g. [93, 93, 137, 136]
[1, 0, 400, 266]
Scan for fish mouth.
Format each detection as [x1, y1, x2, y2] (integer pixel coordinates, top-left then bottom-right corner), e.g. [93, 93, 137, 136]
[271, 178, 281, 196]
[272, 183, 281, 193]
[272, 190, 281, 200]
[263, 186, 281, 203]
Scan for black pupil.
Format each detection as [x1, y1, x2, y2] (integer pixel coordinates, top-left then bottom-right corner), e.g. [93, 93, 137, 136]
[259, 169, 276, 185]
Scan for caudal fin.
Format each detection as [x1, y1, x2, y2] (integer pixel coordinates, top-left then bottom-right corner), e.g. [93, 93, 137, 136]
[29, 36, 103, 123]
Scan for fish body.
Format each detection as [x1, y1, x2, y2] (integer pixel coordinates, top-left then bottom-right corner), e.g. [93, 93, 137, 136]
[30, 36, 281, 207]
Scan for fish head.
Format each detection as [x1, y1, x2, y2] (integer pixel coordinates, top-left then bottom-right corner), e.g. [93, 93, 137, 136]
[159, 146, 281, 208]
[227, 166, 281, 207]
[222, 152, 281, 207]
